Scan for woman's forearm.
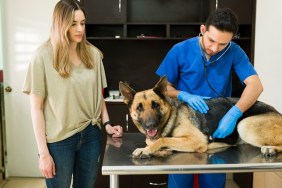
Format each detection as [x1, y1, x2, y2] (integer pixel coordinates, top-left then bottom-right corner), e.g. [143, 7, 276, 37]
[29, 94, 49, 157]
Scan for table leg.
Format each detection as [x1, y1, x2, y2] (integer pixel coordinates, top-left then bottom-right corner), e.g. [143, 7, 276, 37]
[110, 174, 119, 188]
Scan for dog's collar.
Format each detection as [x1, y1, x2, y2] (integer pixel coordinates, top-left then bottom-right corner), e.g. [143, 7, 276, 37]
[161, 106, 177, 137]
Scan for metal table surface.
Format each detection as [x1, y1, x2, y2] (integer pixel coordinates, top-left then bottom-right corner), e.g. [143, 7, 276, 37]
[102, 133, 282, 188]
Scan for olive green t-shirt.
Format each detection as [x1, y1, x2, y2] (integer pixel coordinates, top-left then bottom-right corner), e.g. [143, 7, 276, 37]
[22, 43, 107, 143]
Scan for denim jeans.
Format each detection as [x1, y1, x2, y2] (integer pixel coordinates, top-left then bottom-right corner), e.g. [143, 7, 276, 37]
[46, 125, 101, 188]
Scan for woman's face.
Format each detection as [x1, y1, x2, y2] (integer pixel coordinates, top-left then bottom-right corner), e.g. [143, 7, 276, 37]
[68, 10, 85, 44]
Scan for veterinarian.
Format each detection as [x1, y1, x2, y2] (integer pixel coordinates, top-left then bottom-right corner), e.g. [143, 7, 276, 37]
[156, 8, 263, 188]
[22, 0, 123, 187]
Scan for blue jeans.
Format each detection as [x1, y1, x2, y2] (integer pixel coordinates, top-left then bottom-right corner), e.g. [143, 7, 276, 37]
[46, 125, 101, 188]
[168, 173, 226, 188]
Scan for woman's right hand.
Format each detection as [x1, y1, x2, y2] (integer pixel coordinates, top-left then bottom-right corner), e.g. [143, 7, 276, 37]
[39, 153, 56, 179]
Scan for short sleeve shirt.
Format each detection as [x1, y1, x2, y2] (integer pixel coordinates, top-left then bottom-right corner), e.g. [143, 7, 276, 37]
[156, 36, 257, 97]
[22, 43, 107, 143]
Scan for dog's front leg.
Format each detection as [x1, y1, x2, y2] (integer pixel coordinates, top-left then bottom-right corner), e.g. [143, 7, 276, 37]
[132, 138, 172, 158]
[132, 136, 208, 158]
[132, 146, 152, 158]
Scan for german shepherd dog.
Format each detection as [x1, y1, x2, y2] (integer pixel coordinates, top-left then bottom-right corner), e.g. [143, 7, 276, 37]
[119, 76, 282, 158]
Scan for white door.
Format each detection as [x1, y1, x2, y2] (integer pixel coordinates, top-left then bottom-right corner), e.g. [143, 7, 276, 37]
[2, 0, 58, 177]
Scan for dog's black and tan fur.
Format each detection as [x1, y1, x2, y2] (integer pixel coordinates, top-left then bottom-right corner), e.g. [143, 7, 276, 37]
[119, 76, 282, 158]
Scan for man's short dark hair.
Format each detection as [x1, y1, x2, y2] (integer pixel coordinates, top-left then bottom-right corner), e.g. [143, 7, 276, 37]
[205, 8, 238, 36]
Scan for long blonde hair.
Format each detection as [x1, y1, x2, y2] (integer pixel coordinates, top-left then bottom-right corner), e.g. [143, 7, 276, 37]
[49, 0, 101, 78]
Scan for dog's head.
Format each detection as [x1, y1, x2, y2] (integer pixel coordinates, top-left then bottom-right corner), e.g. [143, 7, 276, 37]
[119, 76, 172, 139]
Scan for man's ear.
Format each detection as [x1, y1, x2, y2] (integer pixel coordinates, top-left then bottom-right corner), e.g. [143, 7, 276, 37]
[153, 75, 167, 96]
[119, 81, 136, 104]
[200, 24, 206, 35]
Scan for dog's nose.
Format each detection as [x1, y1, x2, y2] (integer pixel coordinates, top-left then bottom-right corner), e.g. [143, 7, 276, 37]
[144, 118, 158, 129]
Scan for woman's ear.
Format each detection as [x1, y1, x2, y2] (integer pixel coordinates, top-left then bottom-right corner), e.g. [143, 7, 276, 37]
[200, 24, 206, 35]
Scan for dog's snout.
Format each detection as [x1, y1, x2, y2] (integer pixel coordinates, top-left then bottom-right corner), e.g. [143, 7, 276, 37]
[142, 117, 159, 129]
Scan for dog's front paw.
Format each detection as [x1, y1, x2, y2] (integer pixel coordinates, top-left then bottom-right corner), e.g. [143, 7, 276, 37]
[261, 146, 277, 157]
[132, 148, 151, 159]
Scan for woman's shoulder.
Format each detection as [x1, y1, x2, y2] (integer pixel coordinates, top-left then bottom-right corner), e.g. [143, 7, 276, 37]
[88, 43, 101, 55]
[30, 42, 52, 66]
[33, 42, 52, 59]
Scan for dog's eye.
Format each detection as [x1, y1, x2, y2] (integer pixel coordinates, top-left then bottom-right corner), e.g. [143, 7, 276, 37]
[152, 101, 160, 109]
[137, 103, 143, 112]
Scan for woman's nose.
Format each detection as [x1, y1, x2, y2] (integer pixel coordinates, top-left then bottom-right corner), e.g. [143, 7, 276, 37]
[77, 25, 82, 32]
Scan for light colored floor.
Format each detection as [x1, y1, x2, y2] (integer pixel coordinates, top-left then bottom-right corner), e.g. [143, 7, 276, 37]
[0, 178, 46, 188]
[0, 174, 240, 188]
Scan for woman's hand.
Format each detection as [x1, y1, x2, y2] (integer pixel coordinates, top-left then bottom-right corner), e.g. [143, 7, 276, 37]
[105, 124, 123, 138]
[39, 153, 56, 179]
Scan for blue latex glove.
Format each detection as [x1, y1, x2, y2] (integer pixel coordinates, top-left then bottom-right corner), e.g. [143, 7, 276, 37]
[212, 105, 243, 139]
[177, 91, 211, 114]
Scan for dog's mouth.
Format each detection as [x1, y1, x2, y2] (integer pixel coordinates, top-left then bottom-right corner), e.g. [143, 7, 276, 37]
[146, 129, 158, 138]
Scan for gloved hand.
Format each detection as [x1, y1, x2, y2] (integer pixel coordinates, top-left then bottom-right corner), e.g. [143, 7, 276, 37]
[177, 91, 211, 113]
[212, 105, 243, 139]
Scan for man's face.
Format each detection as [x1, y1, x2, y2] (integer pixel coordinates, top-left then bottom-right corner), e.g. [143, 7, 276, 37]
[201, 25, 233, 56]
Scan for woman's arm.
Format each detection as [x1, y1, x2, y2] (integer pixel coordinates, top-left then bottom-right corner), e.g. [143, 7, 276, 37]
[29, 94, 55, 178]
[101, 97, 123, 137]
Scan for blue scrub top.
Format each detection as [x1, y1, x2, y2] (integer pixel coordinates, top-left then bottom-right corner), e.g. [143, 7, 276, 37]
[156, 36, 257, 97]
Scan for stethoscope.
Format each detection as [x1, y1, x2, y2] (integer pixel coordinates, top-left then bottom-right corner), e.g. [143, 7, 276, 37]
[199, 33, 232, 67]
[198, 33, 234, 102]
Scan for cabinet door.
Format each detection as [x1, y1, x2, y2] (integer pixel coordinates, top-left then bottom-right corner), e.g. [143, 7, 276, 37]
[82, 0, 126, 24]
[217, 0, 254, 24]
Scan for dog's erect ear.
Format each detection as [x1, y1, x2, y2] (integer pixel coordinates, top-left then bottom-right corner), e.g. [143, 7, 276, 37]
[153, 75, 167, 96]
[119, 81, 136, 104]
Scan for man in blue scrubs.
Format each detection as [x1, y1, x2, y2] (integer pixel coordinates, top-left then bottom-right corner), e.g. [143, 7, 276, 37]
[156, 8, 263, 188]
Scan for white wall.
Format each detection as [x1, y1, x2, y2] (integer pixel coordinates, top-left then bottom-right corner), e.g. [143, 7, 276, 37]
[255, 0, 282, 112]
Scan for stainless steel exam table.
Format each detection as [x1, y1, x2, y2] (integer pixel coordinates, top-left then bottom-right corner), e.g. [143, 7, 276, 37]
[102, 133, 282, 188]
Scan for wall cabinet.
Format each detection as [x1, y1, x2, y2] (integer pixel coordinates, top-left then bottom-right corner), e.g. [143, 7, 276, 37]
[83, 0, 256, 96]
[82, 0, 126, 24]
[82, 0, 256, 187]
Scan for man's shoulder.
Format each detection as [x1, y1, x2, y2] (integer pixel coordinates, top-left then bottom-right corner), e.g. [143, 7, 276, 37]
[174, 37, 199, 49]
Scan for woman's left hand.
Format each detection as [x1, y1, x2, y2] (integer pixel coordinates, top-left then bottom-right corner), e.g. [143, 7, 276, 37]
[105, 124, 123, 137]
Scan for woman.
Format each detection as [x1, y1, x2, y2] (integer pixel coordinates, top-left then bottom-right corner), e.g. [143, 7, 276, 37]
[22, 0, 123, 187]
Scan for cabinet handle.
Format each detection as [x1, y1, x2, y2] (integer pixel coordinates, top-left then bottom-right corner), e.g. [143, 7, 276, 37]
[118, 0, 121, 13]
[215, 0, 218, 9]
[126, 114, 128, 131]
[149, 182, 167, 186]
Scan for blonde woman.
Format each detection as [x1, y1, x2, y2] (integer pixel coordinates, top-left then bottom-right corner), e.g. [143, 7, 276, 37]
[23, 0, 123, 187]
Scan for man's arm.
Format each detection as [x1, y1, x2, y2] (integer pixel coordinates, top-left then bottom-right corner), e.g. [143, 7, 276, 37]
[212, 74, 263, 139]
[166, 82, 180, 98]
[235, 75, 263, 112]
